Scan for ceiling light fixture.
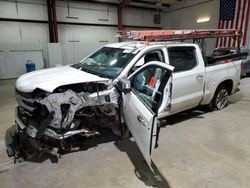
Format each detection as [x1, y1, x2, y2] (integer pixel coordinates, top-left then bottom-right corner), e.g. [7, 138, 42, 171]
[197, 17, 210, 23]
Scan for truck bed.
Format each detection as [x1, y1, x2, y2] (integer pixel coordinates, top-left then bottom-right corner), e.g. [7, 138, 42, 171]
[205, 50, 248, 66]
[201, 59, 242, 105]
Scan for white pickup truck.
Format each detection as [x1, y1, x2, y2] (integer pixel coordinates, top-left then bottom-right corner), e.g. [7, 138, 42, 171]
[10, 40, 242, 168]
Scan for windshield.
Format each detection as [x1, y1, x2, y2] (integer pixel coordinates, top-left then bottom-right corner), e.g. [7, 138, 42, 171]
[73, 47, 136, 79]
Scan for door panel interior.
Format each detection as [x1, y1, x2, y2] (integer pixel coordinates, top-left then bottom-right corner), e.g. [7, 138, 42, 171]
[121, 62, 173, 168]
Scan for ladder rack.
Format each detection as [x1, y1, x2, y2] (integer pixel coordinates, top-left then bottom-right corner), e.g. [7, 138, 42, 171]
[118, 29, 241, 41]
[118, 29, 242, 51]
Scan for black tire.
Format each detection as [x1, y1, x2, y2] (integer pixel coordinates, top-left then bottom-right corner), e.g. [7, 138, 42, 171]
[208, 85, 229, 111]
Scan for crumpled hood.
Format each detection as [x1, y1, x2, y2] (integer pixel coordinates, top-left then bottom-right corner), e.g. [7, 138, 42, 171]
[16, 66, 109, 93]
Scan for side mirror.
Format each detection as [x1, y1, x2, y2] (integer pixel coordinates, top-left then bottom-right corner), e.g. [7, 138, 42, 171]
[116, 77, 132, 94]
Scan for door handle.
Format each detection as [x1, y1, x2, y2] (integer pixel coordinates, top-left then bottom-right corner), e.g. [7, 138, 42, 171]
[196, 75, 203, 80]
[137, 115, 146, 126]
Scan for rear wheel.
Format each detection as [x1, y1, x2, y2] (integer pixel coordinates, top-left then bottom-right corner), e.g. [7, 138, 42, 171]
[208, 85, 229, 111]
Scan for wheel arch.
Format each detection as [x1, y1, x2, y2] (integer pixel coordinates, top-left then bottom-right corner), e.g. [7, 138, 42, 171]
[205, 79, 233, 110]
[216, 79, 233, 95]
[201, 79, 234, 106]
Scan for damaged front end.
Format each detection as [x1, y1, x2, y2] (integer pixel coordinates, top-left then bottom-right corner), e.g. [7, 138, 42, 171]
[8, 82, 121, 159]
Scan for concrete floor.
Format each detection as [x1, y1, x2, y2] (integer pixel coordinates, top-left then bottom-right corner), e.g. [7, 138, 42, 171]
[0, 78, 250, 188]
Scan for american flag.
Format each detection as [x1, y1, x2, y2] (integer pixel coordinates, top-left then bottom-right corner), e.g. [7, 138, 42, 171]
[216, 0, 250, 48]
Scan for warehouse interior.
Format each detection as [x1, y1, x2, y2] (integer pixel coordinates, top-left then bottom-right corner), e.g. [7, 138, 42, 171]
[0, 0, 250, 187]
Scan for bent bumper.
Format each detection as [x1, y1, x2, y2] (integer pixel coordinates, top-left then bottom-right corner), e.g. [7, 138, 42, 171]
[15, 107, 38, 138]
[15, 107, 100, 140]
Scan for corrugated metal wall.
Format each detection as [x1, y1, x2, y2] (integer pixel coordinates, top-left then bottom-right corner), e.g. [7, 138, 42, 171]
[0, 0, 162, 79]
[0, 51, 44, 79]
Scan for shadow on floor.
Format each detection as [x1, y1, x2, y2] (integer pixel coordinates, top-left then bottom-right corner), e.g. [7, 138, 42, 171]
[115, 139, 171, 188]
[5, 125, 171, 187]
[5, 126, 121, 163]
[162, 106, 207, 127]
[162, 88, 244, 127]
[161, 94, 243, 127]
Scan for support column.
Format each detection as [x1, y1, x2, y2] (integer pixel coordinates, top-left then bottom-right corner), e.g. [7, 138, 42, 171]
[52, 0, 58, 42]
[118, 4, 123, 42]
[47, 0, 58, 43]
[117, 0, 133, 42]
[47, 0, 54, 42]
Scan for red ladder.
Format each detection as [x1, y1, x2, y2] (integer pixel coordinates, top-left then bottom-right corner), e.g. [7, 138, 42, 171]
[118, 29, 242, 41]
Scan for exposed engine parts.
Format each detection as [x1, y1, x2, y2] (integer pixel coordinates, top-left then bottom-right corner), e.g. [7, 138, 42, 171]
[10, 82, 121, 159]
[39, 90, 87, 129]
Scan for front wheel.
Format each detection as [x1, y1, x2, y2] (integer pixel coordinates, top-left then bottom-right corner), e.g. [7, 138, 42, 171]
[208, 85, 229, 111]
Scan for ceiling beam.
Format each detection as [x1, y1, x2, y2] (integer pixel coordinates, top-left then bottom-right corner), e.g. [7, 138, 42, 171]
[132, 0, 170, 8]
[64, 0, 169, 10]
[121, 0, 134, 7]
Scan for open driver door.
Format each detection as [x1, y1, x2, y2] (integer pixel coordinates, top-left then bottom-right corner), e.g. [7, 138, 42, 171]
[118, 61, 174, 171]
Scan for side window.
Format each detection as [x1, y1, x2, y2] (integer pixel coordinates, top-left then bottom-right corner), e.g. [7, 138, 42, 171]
[131, 66, 166, 112]
[168, 47, 197, 72]
[129, 50, 165, 75]
[144, 50, 164, 63]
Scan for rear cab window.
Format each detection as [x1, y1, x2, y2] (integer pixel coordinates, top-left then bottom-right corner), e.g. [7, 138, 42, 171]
[167, 46, 198, 72]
